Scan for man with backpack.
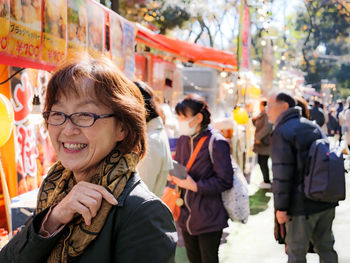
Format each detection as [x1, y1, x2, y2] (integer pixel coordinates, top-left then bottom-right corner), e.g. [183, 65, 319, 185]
[266, 92, 338, 263]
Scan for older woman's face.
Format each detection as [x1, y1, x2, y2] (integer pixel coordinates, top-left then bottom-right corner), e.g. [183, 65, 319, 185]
[48, 89, 125, 179]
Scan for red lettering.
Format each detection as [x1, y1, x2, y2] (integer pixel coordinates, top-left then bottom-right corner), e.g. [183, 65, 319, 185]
[28, 44, 33, 56]
[16, 41, 23, 55]
[34, 46, 39, 57]
[23, 43, 28, 55]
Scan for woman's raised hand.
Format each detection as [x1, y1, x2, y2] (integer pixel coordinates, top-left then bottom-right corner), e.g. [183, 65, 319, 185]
[171, 175, 198, 192]
[45, 182, 117, 232]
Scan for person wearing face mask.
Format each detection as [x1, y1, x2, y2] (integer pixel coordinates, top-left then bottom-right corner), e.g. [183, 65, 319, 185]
[170, 94, 233, 263]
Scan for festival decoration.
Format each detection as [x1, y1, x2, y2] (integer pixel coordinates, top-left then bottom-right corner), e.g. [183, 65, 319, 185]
[0, 94, 14, 147]
[233, 107, 249, 125]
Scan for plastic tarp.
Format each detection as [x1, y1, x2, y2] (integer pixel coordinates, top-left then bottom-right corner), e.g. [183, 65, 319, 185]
[136, 26, 238, 71]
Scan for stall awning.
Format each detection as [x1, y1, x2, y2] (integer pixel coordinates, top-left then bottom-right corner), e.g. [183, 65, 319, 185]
[136, 25, 238, 71]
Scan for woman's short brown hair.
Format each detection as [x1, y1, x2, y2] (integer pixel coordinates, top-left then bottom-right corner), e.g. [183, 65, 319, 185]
[44, 55, 146, 158]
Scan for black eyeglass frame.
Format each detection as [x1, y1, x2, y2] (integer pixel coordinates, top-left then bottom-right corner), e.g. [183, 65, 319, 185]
[43, 111, 115, 128]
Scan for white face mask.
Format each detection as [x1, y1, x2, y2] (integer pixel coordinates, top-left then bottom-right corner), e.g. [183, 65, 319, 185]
[178, 116, 197, 136]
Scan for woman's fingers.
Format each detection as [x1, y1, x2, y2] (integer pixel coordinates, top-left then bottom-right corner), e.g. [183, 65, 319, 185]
[52, 182, 118, 225]
[81, 182, 118, 205]
[78, 195, 100, 218]
[75, 201, 93, 225]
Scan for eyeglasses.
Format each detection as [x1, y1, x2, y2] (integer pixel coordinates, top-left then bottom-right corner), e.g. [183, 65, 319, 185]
[43, 111, 115, 127]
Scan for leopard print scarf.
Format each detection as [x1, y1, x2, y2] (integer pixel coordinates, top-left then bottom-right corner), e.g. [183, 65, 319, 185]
[35, 148, 139, 262]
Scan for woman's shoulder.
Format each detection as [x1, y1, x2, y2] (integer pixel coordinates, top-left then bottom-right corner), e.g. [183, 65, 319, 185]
[116, 174, 172, 218]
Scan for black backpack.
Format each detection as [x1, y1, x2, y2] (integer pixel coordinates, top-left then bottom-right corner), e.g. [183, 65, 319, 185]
[304, 138, 346, 203]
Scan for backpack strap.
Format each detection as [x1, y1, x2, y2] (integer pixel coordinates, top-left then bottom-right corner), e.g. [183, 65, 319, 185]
[208, 135, 214, 163]
[186, 136, 208, 171]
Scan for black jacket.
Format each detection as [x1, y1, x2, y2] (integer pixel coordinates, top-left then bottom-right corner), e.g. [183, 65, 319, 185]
[271, 108, 337, 216]
[309, 106, 325, 127]
[0, 174, 177, 263]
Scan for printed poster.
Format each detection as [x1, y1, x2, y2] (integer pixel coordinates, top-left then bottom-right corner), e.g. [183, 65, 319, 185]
[110, 12, 124, 70]
[0, 0, 9, 53]
[123, 21, 135, 79]
[8, 0, 42, 60]
[42, 0, 67, 65]
[67, 0, 87, 55]
[87, 0, 104, 57]
[9, 67, 56, 195]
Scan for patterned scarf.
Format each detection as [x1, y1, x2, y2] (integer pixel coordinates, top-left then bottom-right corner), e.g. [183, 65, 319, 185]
[35, 148, 139, 262]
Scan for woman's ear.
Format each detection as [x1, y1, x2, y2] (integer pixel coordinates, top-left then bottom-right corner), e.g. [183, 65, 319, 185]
[196, 113, 203, 125]
[115, 123, 127, 142]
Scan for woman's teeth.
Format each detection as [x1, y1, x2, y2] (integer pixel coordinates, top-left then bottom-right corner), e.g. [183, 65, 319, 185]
[63, 143, 87, 150]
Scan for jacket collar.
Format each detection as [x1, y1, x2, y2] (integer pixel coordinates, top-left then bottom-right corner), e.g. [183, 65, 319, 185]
[146, 116, 164, 133]
[274, 107, 301, 129]
[116, 173, 141, 207]
[190, 125, 213, 141]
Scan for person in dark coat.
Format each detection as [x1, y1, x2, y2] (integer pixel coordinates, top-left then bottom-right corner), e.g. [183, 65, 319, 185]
[309, 100, 325, 127]
[253, 99, 273, 189]
[0, 56, 177, 263]
[267, 92, 338, 263]
[327, 108, 340, 137]
[169, 94, 233, 263]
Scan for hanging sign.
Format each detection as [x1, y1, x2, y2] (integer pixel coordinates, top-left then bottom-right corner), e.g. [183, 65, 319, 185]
[0, 0, 10, 54]
[87, 0, 104, 57]
[42, 0, 67, 65]
[123, 21, 135, 79]
[8, 0, 42, 61]
[110, 12, 124, 70]
[67, 0, 87, 55]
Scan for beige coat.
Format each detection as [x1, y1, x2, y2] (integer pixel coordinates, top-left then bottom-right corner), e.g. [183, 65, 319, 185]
[137, 117, 173, 197]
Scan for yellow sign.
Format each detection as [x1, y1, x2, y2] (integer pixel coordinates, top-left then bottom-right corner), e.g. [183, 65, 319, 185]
[8, 0, 41, 60]
[42, 0, 67, 64]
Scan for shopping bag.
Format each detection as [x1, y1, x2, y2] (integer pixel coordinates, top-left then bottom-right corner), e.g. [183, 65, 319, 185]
[208, 135, 250, 223]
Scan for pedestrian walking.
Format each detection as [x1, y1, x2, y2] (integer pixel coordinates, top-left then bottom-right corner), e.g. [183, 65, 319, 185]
[309, 100, 325, 127]
[135, 81, 173, 198]
[0, 56, 177, 263]
[327, 108, 340, 137]
[267, 92, 338, 263]
[339, 96, 350, 148]
[252, 99, 273, 189]
[169, 94, 233, 263]
[295, 96, 310, 120]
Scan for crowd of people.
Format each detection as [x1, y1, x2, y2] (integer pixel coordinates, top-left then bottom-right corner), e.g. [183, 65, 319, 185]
[0, 54, 347, 263]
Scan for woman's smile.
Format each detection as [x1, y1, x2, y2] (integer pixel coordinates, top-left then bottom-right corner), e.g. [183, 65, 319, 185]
[62, 141, 88, 153]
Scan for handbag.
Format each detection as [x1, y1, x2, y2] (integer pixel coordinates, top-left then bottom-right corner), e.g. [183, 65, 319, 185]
[162, 136, 208, 221]
[161, 185, 182, 221]
[208, 134, 250, 223]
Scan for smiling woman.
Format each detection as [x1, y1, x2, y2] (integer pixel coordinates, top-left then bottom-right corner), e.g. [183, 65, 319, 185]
[0, 56, 177, 263]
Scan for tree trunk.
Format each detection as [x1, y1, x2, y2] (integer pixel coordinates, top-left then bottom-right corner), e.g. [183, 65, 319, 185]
[111, 0, 119, 13]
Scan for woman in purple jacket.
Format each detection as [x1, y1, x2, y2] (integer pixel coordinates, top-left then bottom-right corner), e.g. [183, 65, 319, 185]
[170, 94, 233, 263]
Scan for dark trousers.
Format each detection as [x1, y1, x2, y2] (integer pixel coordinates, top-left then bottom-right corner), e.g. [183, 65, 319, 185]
[182, 230, 222, 263]
[285, 208, 338, 263]
[258, 154, 270, 183]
